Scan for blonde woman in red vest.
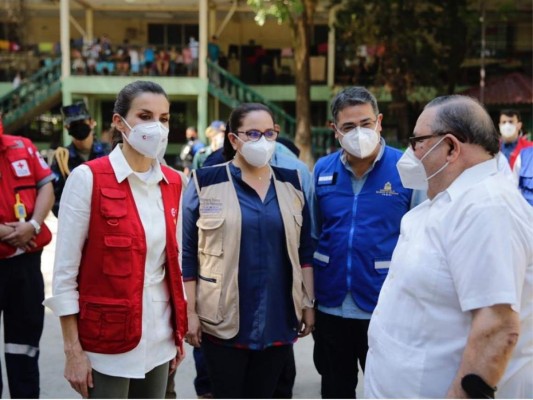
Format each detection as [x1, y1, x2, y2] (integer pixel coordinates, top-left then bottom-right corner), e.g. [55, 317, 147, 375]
[44, 81, 187, 398]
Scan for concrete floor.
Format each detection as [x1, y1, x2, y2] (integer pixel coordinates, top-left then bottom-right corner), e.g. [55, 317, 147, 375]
[1, 214, 363, 399]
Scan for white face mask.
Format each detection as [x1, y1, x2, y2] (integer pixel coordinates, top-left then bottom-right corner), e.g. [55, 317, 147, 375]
[233, 134, 276, 168]
[212, 134, 225, 151]
[157, 136, 169, 164]
[337, 124, 380, 158]
[121, 118, 169, 159]
[396, 136, 449, 190]
[499, 122, 517, 139]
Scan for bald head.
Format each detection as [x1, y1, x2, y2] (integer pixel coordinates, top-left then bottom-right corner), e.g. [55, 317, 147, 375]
[424, 95, 499, 155]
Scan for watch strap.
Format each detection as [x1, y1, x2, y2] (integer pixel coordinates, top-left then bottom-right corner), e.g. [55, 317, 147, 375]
[28, 218, 41, 234]
[461, 374, 496, 399]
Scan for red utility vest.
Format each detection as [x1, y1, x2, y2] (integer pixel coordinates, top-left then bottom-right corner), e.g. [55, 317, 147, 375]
[77, 157, 187, 354]
[510, 136, 533, 170]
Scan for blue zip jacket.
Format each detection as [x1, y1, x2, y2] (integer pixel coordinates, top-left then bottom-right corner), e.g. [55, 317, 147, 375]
[518, 147, 533, 206]
[313, 147, 412, 312]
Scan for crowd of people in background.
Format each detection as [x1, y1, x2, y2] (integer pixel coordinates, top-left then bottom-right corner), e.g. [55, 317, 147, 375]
[70, 35, 202, 77]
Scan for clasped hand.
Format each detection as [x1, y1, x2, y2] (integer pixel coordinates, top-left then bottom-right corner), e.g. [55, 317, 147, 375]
[1, 222, 37, 250]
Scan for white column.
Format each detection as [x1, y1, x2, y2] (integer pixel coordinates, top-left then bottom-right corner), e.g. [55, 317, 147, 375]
[86, 9, 94, 44]
[327, 5, 342, 88]
[199, 0, 208, 80]
[60, 0, 70, 78]
[198, 0, 209, 139]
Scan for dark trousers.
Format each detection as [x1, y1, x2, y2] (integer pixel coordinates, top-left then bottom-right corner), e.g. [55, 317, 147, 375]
[0, 251, 44, 399]
[89, 362, 170, 399]
[191, 343, 295, 398]
[313, 310, 370, 399]
[202, 336, 293, 399]
[273, 345, 295, 399]
[193, 346, 212, 396]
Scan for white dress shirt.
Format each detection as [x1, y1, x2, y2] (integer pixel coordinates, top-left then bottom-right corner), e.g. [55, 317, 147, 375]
[364, 159, 533, 398]
[44, 146, 184, 378]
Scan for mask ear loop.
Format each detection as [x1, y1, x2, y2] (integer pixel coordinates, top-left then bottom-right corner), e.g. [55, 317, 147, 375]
[423, 136, 450, 182]
[420, 136, 447, 162]
[120, 116, 133, 132]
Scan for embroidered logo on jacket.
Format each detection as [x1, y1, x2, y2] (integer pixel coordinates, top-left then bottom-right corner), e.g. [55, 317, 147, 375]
[376, 182, 399, 196]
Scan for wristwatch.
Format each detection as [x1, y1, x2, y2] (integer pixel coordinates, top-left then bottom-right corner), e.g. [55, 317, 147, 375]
[461, 374, 496, 399]
[28, 219, 41, 235]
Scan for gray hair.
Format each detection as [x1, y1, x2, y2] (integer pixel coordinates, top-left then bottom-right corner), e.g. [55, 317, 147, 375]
[425, 95, 499, 156]
[330, 86, 379, 123]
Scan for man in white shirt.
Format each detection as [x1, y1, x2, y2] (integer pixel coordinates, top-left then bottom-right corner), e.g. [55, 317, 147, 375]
[365, 95, 532, 399]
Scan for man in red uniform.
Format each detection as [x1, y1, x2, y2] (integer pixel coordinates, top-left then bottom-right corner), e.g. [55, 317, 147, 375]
[499, 109, 533, 169]
[0, 116, 54, 398]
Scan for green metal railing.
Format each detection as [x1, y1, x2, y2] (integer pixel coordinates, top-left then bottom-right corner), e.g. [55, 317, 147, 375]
[207, 59, 335, 159]
[0, 58, 62, 129]
[207, 59, 297, 135]
[1, 57, 335, 158]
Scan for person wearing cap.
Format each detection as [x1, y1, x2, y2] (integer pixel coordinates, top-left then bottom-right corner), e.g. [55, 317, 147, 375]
[50, 102, 110, 216]
[498, 109, 533, 170]
[0, 115, 55, 398]
[191, 121, 226, 171]
[178, 126, 205, 174]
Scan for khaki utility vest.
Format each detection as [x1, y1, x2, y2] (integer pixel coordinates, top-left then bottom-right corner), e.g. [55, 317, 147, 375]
[192, 163, 312, 339]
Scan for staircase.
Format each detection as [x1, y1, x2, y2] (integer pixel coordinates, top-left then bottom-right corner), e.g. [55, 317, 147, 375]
[0, 58, 62, 132]
[0, 58, 335, 158]
[207, 60, 335, 158]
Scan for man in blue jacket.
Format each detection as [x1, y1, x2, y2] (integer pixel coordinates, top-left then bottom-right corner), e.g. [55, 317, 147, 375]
[312, 86, 416, 398]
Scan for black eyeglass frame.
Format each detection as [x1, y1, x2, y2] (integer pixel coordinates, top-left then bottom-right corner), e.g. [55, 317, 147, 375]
[408, 131, 466, 151]
[408, 132, 450, 150]
[236, 128, 279, 142]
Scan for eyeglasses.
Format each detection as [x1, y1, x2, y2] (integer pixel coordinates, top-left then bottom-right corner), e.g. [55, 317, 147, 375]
[236, 128, 279, 142]
[336, 120, 377, 134]
[408, 132, 448, 150]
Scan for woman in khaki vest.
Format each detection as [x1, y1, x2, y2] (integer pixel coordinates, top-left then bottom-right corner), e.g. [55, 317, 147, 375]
[182, 103, 315, 398]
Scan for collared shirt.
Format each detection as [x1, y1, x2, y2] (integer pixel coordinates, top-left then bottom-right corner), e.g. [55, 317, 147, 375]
[182, 163, 313, 349]
[365, 159, 533, 398]
[44, 146, 177, 378]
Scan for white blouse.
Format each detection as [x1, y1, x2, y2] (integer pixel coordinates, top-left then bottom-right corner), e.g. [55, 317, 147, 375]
[44, 146, 185, 378]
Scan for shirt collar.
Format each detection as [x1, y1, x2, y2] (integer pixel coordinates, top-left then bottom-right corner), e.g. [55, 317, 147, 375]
[109, 145, 166, 184]
[444, 158, 498, 201]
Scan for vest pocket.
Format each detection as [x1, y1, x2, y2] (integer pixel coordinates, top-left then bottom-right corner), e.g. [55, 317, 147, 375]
[197, 272, 223, 325]
[197, 218, 224, 256]
[103, 235, 132, 277]
[100, 188, 127, 218]
[79, 297, 130, 343]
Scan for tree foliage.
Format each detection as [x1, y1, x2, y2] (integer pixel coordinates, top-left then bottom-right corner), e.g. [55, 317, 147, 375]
[331, 0, 478, 141]
[247, 0, 317, 167]
[247, 0, 305, 26]
[333, 0, 476, 98]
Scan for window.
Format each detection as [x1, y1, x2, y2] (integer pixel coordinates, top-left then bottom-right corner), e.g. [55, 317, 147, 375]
[148, 24, 198, 50]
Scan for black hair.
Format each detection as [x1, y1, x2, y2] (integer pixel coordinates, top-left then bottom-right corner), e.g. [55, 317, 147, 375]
[111, 80, 168, 148]
[222, 103, 275, 161]
[425, 95, 499, 156]
[500, 109, 522, 122]
[330, 86, 379, 124]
